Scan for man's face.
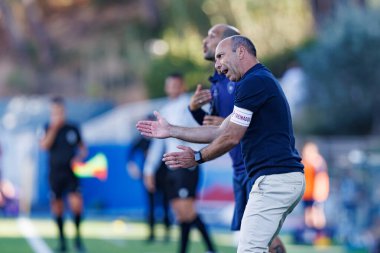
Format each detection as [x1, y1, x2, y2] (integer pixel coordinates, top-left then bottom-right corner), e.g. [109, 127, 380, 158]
[215, 39, 241, 82]
[165, 77, 184, 99]
[50, 103, 65, 125]
[203, 25, 225, 61]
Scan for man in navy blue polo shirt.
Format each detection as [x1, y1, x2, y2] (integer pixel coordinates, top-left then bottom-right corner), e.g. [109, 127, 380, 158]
[136, 35, 305, 253]
[188, 24, 285, 253]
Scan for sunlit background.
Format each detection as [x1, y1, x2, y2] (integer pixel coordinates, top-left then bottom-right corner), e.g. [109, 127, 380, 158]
[1, 0, 380, 253]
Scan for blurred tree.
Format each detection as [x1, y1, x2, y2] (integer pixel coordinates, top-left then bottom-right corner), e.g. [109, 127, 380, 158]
[0, 0, 42, 93]
[299, 5, 380, 135]
[0, 0, 25, 54]
[144, 55, 208, 98]
[309, 0, 366, 29]
[1, 0, 317, 101]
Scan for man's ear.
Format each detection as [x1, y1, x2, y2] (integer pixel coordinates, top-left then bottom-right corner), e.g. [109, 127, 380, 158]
[238, 46, 245, 59]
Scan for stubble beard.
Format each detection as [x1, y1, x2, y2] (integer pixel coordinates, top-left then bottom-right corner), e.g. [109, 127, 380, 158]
[204, 50, 215, 62]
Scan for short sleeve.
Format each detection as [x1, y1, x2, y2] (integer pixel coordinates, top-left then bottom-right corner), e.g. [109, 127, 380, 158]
[74, 125, 83, 144]
[234, 76, 269, 113]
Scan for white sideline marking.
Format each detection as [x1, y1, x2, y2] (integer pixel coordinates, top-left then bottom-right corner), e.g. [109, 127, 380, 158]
[17, 217, 53, 253]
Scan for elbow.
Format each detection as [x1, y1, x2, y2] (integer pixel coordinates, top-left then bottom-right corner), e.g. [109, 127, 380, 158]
[229, 137, 240, 147]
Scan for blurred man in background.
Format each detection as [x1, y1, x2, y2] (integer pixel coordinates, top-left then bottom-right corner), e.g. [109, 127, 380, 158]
[143, 73, 216, 253]
[126, 127, 171, 243]
[188, 24, 286, 253]
[301, 141, 329, 244]
[40, 96, 87, 253]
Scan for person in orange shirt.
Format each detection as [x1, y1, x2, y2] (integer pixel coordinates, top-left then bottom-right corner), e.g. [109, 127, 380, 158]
[301, 142, 329, 235]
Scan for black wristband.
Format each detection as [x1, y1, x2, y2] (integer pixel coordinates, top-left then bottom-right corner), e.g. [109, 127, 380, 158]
[194, 151, 204, 164]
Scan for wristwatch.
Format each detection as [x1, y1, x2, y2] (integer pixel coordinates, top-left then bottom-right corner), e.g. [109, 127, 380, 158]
[194, 151, 204, 164]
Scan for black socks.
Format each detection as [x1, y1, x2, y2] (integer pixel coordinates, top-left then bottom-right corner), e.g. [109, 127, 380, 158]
[192, 215, 216, 253]
[178, 215, 216, 253]
[73, 214, 84, 250]
[179, 222, 191, 253]
[55, 216, 66, 252]
[54, 214, 84, 252]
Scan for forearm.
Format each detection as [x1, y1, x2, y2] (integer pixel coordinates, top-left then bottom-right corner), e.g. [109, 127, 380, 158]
[169, 125, 219, 143]
[201, 132, 239, 162]
[40, 128, 58, 150]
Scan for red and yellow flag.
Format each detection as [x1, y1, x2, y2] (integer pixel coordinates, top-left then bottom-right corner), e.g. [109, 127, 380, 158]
[72, 153, 108, 180]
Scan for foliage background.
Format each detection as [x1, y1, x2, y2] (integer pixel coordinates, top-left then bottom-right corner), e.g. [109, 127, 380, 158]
[299, 5, 380, 135]
[1, 0, 380, 134]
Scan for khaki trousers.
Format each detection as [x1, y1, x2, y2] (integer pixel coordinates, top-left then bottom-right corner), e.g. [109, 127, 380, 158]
[237, 172, 305, 253]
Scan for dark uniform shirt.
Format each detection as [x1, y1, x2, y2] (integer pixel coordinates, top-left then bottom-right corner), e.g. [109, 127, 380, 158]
[190, 71, 245, 175]
[45, 123, 82, 177]
[234, 64, 304, 183]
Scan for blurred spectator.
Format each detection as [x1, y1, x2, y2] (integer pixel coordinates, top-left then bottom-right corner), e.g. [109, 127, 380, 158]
[126, 127, 171, 242]
[0, 136, 18, 216]
[280, 62, 306, 119]
[0, 179, 19, 216]
[0, 147, 4, 212]
[40, 96, 87, 253]
[301, 141, 330, 243]
[143, 73, 216, 253]
[368, 216, 380, 253]
[339, 166, 366, 247]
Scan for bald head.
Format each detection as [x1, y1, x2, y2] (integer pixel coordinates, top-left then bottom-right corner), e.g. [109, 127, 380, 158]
[214, 24, 240, 39]
[230, 35, 256, 57]
[203, 24, 240, 61]
[215, 36, 259, 81]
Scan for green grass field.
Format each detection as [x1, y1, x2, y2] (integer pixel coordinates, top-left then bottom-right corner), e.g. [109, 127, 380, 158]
[0, 217, 356, 253]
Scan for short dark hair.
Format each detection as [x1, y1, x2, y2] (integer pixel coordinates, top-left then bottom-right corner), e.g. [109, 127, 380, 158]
[221, 26, 240, 39]
[231, 35, 257, 57]
[50, 96, 65, 105]
[167, 72, 184, 80]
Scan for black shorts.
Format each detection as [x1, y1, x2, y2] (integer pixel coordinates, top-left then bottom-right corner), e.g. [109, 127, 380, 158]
[302, 199, 315, 208]
[165, 166, 199, 201]
[155, 162, 169, 191]
[49, 171, 80, 200]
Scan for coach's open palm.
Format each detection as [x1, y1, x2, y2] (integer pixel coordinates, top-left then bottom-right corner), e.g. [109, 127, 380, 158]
[136, 111, 170, 139]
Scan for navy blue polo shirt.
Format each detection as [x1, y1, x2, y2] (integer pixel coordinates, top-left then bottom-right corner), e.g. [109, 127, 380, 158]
[234, 63, 303, 183]
[190, 71, 245, 175]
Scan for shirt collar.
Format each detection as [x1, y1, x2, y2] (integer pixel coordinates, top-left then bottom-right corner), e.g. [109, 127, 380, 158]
[209, 70, 226, 83]
[241, 63, 263, 81]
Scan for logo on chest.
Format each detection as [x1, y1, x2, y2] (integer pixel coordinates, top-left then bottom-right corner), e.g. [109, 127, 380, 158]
[66, 130, 78, 144]
[227, 82, 235, 94]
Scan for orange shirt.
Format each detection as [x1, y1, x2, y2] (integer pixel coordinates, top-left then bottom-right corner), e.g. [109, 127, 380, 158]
[302, 160, 316, 201]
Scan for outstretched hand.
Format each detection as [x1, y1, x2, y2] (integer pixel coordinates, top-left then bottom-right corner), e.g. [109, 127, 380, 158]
[162, 145, 198, 169]
[136, 111, 171, 139]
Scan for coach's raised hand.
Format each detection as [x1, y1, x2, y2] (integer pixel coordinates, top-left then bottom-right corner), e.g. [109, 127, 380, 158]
[136, 111, 171, 139]
[189, 84, 212, 111]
